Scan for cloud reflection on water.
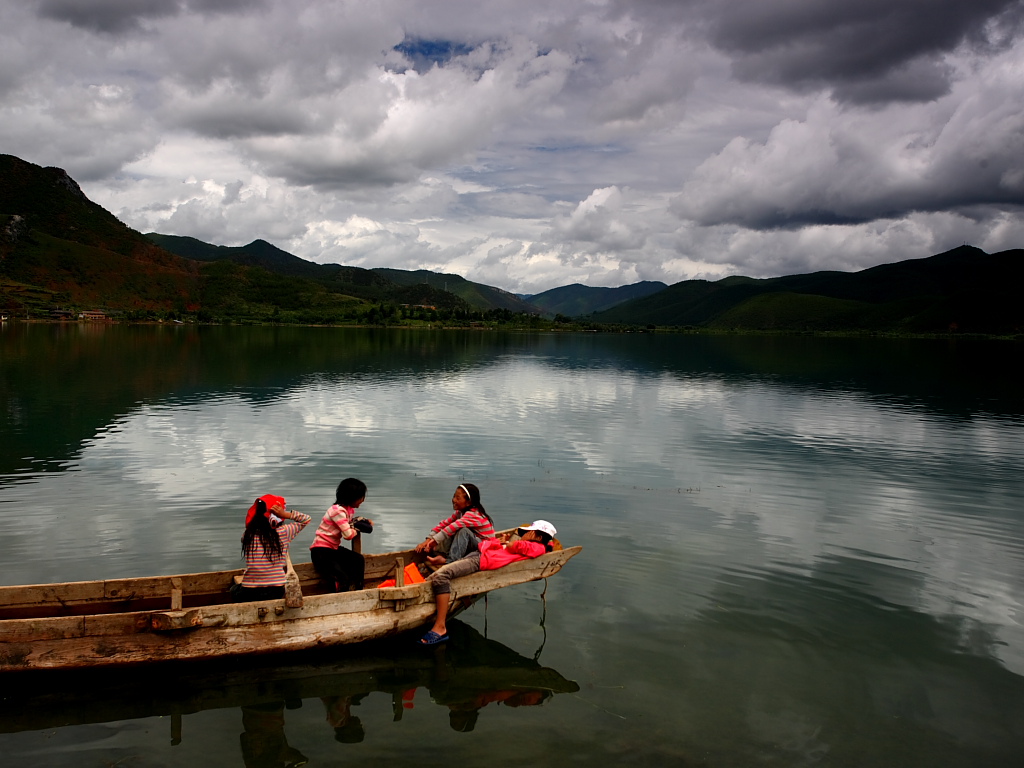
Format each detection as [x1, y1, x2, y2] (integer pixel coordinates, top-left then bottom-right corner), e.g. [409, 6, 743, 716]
[3, 336, 1021, 682]
[2, 329, 1023, 763]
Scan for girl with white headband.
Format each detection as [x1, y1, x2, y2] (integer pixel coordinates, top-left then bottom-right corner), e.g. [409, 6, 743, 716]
[414, 482, 495, 564]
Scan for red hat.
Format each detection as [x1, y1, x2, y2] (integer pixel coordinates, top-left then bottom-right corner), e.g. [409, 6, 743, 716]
[246, 494, 286, 526]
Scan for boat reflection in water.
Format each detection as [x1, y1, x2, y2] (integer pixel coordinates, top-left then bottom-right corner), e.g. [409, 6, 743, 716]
[1, 619, 578, 764]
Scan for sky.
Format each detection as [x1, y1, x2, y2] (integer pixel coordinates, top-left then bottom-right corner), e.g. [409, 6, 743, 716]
[2, 0, 1023, 294]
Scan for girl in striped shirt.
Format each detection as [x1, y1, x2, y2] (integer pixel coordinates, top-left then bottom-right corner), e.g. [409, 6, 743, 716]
[310, 478, 373, 592]
[415, 482, 495, 565]
[234, 494, 312, 603]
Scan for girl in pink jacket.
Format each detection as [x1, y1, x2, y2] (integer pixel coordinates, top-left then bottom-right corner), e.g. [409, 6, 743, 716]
[419, 520, 556, 645]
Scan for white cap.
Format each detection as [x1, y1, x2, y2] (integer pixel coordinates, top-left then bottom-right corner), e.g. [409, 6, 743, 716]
[521, 519, 557, 537]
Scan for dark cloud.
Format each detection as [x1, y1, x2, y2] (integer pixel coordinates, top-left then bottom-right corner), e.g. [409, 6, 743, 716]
[830, 58, 955, 105]
[733, 0, 1024, 102]
[186, 0, 266, 14]
[256, 155, 422, 190]
[173, 106, 310, 140]
[620, 0, 1024, 104]
[722, 0, 1024, 103]
[35, 0, 264, 34]
[37, 0, 179, 34]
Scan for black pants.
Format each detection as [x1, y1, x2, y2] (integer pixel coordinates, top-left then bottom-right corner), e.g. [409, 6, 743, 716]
[311, 545, 365, 592]
[231, 583, 285, 602]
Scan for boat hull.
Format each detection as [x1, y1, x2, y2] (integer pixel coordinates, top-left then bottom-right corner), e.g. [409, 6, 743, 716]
[0, 546, 581, 671]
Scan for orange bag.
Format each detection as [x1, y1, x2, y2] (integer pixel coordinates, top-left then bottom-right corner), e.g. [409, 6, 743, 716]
[378, 562, 427, 588]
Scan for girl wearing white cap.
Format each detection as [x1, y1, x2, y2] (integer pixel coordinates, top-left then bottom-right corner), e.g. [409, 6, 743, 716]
[419, 520, 557, 645]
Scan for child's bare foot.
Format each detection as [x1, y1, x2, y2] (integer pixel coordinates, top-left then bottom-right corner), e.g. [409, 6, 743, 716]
[426, 554, 447, 567]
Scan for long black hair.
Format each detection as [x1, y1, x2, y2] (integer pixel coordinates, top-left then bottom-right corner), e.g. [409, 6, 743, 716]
[242, 498, 283, 560]
[459, 482, 493, 525]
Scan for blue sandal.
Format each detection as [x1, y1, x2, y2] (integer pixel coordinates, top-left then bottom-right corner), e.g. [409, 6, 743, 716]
[419, 630, 449, 645]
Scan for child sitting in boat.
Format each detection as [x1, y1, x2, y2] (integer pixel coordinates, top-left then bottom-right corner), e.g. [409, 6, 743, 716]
[234, 494, 312, 602]
[310, 478, 374, 592]
[414, 483, 495, 566]
[419, 520, 557, 645]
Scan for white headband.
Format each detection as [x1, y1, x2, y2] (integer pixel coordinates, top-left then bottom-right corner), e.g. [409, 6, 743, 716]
[458, 484, 472, 500]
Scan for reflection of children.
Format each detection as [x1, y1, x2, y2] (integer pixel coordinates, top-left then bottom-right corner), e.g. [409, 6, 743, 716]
[238, 701, 308, 768]
[234, 495, 311, 603]
[446, 689, 553, 732]
[419, 520, 556, 645]
[415, 483, 495, 565]
[310, 478, 373, 592]
[321, 695, 365, 743]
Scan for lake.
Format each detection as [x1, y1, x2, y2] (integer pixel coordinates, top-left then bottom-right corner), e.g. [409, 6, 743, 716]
[1, 324, 1022, 767]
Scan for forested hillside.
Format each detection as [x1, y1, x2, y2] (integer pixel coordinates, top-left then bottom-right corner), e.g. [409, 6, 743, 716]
[593, 246, 1023, 335]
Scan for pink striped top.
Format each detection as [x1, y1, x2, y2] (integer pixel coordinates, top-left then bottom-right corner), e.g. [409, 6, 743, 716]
[240, 513, 312, 587]
[311, 504, 360, 550]
[431, 507, 495, 541]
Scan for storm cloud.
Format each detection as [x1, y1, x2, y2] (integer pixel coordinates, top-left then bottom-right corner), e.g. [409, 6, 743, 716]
[2, 0, 1022, 292]
[688, 0, 1024, 103]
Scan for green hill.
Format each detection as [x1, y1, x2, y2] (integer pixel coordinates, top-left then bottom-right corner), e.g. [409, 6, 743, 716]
[151, 235, 538, 313]
[371, 268, 541, 314]
[594, 247, 1024, 334]
[0, 155, 191, 273]
[150, 237, 473, 320]
[1, 155, 201, 313]
[529, 280, 667, 316]
[149, 233, 398, 302]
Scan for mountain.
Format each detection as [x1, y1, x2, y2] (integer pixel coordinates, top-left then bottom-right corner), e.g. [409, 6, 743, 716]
[147, 233, 397, 302]
[0, 154, 536, 320]
[147, 234, 377, 285]
[0, 155, 191, 273]
[1, 154, 201, 312]
[4, 153, 1021, 333]
[0, 155, 455, 319]
[528, 280, 667, 316]
[371, 268, 541, 314]
[150, 234, 531, 312]
[593, 246, 1024, 334]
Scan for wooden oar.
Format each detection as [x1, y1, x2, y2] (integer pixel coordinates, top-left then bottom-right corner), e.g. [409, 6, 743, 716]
[284, 553, 303, 609]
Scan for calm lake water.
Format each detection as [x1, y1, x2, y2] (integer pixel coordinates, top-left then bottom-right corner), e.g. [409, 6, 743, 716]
[1, 324, 1022, 767]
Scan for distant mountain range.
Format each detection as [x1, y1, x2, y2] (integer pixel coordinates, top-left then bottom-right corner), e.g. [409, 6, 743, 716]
[592, 246, 1023, 334]
[529, 281, 667, 316]
[2, 153, 1021, 333]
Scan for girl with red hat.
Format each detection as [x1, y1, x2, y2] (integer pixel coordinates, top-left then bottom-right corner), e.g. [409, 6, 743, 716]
[233, 494, 312, 602]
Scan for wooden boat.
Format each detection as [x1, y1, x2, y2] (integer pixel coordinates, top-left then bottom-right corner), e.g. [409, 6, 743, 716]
[0, 535, 581, 671]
